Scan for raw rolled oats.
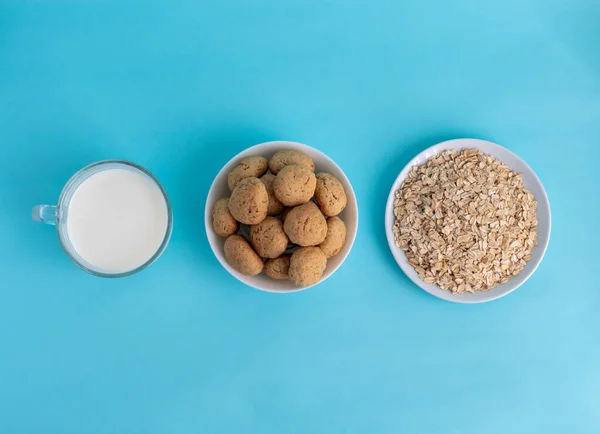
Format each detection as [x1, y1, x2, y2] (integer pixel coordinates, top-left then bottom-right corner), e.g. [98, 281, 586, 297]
[393, 148, 538, 294]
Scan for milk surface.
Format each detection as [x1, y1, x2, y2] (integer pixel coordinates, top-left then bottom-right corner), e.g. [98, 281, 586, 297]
[66, 168, 169, 274]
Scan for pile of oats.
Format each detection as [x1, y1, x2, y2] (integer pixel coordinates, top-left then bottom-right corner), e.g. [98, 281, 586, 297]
[393, 149, 538, 294]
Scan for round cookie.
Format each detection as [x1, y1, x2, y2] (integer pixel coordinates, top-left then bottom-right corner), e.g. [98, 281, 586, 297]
[265, 255, 291, 280]
[289, 247, 327, 287]
[314, 173, 347, 217]
[250, 217, 289, 259]
[228, 177, 268, 225]
[269, 149, 315, 174]
[224, 235, 264, 276]
[212, 197, 239, 237]
[227, 156, 268, 191]
[283, 201, 327, 247]
[319, 216, 346, 258]
[273, 165, 317, 207]
[259, 173, 285, 216]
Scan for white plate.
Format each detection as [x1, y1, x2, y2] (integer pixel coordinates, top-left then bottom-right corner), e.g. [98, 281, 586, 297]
[205, 140, 359, 293]
[385, 138, 551, 303]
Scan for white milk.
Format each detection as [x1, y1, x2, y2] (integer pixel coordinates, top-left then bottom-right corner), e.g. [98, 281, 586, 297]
[66, 168, 169, 274]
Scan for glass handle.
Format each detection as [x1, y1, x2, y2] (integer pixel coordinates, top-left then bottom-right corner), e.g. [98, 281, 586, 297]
[32, 205, 58, 225]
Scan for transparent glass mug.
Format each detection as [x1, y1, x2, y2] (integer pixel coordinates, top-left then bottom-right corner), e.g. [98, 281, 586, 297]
[32, 160, 173, 278]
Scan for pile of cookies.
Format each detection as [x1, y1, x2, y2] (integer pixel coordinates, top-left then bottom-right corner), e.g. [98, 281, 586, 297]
[211, 149, 347, 287]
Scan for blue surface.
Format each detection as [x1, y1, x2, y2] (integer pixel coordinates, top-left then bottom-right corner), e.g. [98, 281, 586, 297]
[1, 1, 599, 433]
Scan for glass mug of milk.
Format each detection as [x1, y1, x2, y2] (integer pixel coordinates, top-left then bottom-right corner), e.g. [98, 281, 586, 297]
[33, 160, 173, 277]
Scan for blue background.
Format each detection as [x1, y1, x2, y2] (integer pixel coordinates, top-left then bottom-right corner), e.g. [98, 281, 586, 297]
[1, 1, 599, 433]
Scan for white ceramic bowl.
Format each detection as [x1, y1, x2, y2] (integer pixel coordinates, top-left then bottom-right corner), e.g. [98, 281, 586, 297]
[206, 140, 358, 293]
[385, 138, 551, 303]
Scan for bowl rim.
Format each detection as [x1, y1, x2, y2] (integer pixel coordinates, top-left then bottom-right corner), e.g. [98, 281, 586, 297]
[385, 138, 551, 304]
[205, 140, 359, 293]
